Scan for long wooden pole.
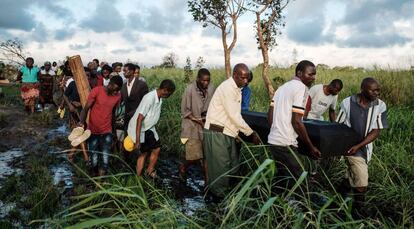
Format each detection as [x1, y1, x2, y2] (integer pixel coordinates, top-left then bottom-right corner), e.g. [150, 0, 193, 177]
[68, 55, 90, 107]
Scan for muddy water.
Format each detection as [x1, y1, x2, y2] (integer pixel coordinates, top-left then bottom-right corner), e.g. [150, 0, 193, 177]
[46, 124, 75, 192]
[0, 148, 25, 181]
[157, 158, 207, 216]
[0, 122, 207, 223]
[52, 120, 209, 216]
[46, 122, 209, 216]
[0, 148, 25, 220]
[0, 123, 75, 225]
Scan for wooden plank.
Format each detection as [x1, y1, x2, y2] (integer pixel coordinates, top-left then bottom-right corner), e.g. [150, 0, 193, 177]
[68, 55, 90, 108]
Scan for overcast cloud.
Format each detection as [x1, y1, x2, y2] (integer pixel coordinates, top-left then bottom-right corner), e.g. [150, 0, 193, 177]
[0, 0, 412, 68]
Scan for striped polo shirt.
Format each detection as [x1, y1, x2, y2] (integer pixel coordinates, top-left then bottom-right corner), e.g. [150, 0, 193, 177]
[336, 94, 388, 162]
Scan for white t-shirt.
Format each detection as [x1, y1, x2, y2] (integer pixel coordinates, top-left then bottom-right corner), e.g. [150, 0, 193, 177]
[40, 69, 56, 75]
[126, 77, 136, 96]
[307, 84, 337, 120]
[103, 78, 110, 86]
[127, 90, 162, 143]
[268, 79, 309, 147]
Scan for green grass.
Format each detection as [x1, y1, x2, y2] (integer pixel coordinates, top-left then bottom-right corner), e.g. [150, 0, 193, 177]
[2, 66, 413, 228]
[0, 84, 21, 106]
[0, 153, 62, 227]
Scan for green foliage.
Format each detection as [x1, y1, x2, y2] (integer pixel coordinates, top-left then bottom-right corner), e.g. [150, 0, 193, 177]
[27, 110, 55, 125]
[195, 56, 205, 69]
[187, 0, 228, 28]
[184, 56, 193, 83]
[0, 153, 61, 226]
[0, 84, 21, 106]
[159, 52, 179, 68]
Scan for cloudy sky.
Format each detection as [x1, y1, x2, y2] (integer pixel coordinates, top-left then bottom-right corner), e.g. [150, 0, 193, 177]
[0, 0, 413, 69]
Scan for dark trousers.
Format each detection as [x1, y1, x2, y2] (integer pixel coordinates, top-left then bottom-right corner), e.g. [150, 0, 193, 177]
[203, 129, 239, 198]
[269, 145, 312, 194]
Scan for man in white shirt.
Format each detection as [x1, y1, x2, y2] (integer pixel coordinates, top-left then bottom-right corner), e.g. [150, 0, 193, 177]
[204, 63, 260, 199]
[267, 60, 321, 192]
[126, 79, 175, 177]
[304, 79, 343, 121]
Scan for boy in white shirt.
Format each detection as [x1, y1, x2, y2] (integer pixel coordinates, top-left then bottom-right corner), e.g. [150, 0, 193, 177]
[304, 79, 343, 121]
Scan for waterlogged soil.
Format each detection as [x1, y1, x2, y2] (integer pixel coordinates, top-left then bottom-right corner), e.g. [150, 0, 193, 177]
[0, 106, 73, 228]
[0, 105, 207, 227]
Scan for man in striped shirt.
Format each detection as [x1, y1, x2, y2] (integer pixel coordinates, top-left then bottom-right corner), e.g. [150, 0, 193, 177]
[336, 77, 388, 217]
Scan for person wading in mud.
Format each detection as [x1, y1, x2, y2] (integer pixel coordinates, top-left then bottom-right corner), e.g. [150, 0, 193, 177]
[78, 76, 123, 176]
[203, 63, 260, 200]
[120, 63, 148, 163]
[336, 77, 388, 218]
[179, 68, 215, 183]
[267, 60, 321, 194]
[125, 79, 175, 178]
[62, 64, 89, 163]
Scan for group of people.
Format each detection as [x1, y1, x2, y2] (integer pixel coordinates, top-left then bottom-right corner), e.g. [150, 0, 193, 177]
[16, 58, 56, 113]
[183, 60, 387, 217]
[17, 57, 387, 216]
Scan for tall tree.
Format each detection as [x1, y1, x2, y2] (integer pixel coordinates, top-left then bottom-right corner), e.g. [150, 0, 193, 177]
[188, 0, 245, 78]
[161, 52, 179, 68]
[195, 56, 206, 69]
[184, 56, 193, 83]
[0, 38, 27, 66]
[249, 0, 289, 99]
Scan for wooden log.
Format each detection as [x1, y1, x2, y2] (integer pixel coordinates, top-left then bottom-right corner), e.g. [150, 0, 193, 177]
[68, 55, 90, 108]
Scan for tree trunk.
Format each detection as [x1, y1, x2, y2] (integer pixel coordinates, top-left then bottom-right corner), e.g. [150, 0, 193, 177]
[221, 28, 231, 78]
[256, 12, 275, 100]
[261, 48, 274, 100]
[224, 49, 231, 78]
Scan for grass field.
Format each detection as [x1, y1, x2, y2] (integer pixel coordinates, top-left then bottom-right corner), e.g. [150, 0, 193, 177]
[1, 66, 413, 228]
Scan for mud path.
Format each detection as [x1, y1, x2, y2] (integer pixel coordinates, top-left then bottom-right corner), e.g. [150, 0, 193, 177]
[0, 105, 206, 227]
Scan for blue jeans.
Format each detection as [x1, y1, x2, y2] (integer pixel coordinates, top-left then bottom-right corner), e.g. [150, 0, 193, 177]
[88, 133, 112, 171]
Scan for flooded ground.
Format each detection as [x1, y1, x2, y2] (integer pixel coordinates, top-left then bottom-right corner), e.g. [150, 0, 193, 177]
[157, 158, 207, 216]
[0, 105, 208, 227]
[0, 148, 25, 181]
[0, 106, 75, 227]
